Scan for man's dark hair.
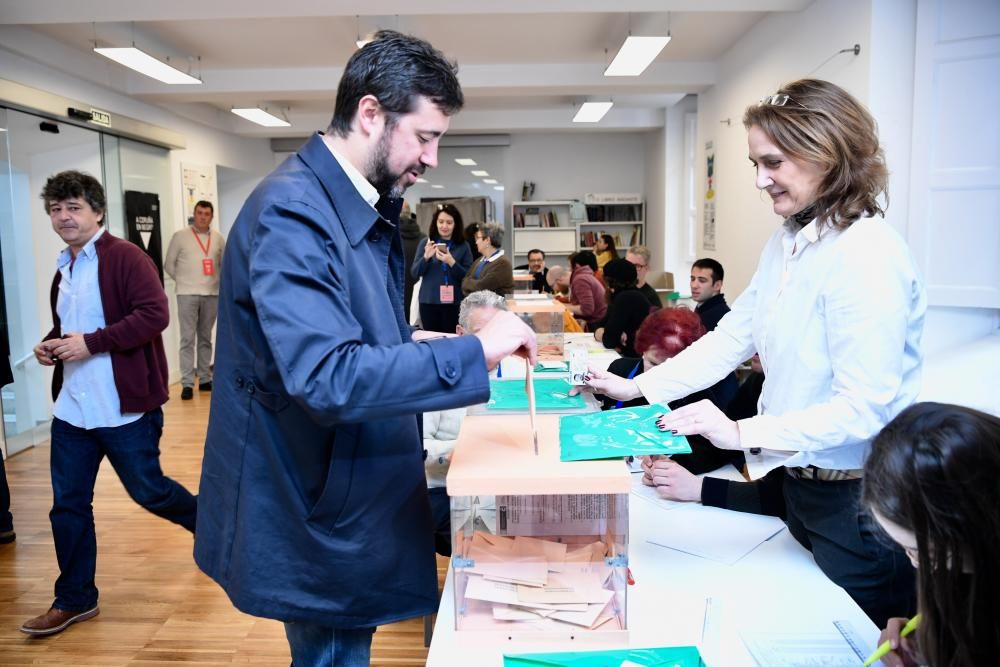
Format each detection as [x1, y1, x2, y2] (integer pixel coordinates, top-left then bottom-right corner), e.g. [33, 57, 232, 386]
[329, 30, 464, 138]
[692, 258, 725, 284]
[569, 251, 598, 272]
[41, 170, 106, 225]
[195, 200, 214, 214]
[527, 249, 545, 260]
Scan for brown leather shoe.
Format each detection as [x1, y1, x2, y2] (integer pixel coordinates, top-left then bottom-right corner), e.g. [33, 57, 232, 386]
[20, 606, 99, 636]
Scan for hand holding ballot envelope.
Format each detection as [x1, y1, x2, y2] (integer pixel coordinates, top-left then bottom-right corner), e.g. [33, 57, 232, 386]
[655, 399, 742, 450]
[474, 310, 538, 370]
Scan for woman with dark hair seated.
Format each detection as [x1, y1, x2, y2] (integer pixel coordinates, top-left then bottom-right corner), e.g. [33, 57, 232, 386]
[862, 403, 1000, 667]
[598, 308, 740, 476]
[565, 250, 607, 331]
[594, 258, 657, 358]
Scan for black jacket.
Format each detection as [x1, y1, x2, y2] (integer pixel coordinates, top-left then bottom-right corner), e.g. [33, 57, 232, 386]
[695, 293, 730, 332]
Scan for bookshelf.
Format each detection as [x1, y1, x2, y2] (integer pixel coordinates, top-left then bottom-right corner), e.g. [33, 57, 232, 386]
[510, 196, 645, 260]
[510, 200, 584, 261]
[578, 194, 644, 251]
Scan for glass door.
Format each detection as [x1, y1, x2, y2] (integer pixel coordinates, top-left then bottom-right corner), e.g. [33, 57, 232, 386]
[0, 107, 104, 455]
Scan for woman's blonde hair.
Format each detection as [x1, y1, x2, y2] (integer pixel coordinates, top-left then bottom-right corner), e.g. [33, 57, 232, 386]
[743, 78, 887, 230]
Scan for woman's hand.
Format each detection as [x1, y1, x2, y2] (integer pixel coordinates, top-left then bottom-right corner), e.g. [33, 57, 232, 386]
[656, 399, 741, 450]
[643, 458, 703, 501]
[435, 245, 456, 267]
[578, 366, 642, 401]
[423, 239, 437, 260]
[877, 618, 921, 667]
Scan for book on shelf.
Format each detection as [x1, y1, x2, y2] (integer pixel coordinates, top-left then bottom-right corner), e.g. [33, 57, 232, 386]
[579, 227, 640, 249]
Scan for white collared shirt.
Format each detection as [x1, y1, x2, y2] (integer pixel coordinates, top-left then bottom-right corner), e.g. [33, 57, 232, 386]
[322, 137, 380, 209]
[635, 216, 926, 479]
[482, 249, 505, 262]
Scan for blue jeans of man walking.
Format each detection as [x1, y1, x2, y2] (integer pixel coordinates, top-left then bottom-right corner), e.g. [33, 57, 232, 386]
[49, 408, 197, 610]
[284, 623, 375, 667]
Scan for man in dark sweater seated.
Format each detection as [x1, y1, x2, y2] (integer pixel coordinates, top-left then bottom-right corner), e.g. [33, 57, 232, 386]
[514, 248, 552, 293]
[625, 245, 662, 309]
[690, 257, 729, 332]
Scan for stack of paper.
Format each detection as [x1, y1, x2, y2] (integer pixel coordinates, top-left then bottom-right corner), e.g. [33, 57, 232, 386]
[645, 504, 786, 565]
[461, 532, 620, 630]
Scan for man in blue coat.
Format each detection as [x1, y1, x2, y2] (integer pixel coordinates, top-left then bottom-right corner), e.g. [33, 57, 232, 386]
[194, 31, 536, 666]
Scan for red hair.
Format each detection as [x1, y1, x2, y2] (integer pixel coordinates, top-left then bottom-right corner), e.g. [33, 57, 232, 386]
[634, 307, 706, 358]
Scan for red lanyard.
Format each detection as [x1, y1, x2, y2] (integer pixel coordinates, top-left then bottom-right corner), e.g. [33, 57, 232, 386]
[192, 228, 212, 256]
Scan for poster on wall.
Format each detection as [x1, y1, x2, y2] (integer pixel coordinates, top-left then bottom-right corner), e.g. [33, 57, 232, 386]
[180, 162, 218, 225]
[124, 190, 164, 283]
[703, 141, 716, 251]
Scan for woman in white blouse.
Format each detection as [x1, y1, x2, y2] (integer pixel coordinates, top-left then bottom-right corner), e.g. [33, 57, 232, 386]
[586, 79, 925, 627]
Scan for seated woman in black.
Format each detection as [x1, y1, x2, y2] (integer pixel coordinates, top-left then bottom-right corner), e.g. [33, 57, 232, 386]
[593, 258, 657, 358]
[597, 307, 740, 475]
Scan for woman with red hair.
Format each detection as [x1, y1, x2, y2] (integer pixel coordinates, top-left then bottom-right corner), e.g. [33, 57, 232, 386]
[599, 308, 739, 471]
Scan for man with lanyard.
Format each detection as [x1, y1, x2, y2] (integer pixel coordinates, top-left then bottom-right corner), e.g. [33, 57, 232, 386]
[164, 200, 225, 400]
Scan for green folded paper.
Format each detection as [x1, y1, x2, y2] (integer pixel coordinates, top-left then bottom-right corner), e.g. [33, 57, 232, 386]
[503, 645, 703, 666]
[559, 403, 692, 461]
[487, 378, 586, 411]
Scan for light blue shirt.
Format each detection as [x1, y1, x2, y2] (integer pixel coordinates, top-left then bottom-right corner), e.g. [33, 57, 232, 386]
[636, 216, 926, 478]
[53, 227, 143, 429]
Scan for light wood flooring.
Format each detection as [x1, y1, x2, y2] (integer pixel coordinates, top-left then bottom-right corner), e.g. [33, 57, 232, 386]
[0, 384, 445, 666]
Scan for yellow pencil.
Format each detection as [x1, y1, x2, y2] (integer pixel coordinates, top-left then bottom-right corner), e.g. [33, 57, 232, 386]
[863, 614, 922, 666]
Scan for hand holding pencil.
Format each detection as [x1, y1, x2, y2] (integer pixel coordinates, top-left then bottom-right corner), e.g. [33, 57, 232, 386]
[867, 614, 921, 667]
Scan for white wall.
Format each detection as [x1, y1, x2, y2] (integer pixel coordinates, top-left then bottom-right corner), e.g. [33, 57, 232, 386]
[1, 44, 276, 384]
[660, 95, 699, 283]
[695, 0, 873, 298]
[643, 124, 667, 275]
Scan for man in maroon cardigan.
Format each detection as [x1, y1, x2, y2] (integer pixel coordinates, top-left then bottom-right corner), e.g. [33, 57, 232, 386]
[20, 171, 197, 638]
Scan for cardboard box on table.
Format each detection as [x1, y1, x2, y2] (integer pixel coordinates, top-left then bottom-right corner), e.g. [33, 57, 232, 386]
[446, 414, 630, 644]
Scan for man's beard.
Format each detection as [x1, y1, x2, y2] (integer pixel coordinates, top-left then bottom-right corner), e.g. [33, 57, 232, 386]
[366, 130, 422, 201]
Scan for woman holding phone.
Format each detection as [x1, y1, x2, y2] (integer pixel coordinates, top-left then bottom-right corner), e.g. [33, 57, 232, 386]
[411, 203, 472, 333]
[584, 79, 925, 627]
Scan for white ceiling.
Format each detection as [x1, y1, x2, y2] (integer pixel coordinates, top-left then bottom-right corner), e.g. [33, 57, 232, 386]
[0, 0, 811, 138]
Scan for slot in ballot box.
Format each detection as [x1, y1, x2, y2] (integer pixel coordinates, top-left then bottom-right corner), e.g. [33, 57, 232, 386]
[446, 414, 630, 644]
[507, 297, 565, 361]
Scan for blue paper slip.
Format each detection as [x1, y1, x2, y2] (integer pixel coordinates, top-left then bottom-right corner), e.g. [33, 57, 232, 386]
[503, 646, 703, 666]
[559, 403, 692, 461]
[487, 378, 587, 411]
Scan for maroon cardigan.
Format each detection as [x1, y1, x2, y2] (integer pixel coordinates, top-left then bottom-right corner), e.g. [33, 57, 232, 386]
[46, 231, 170, 413]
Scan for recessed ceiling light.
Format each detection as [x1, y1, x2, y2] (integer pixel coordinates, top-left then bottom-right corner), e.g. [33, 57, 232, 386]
[483, 179, 498, 184]
[604, 36, 671, 77]
[573, 102, 614, 123]
[471, 170, 489, 177]
[455, 158, 477, 166]
[431, 184, 445, 189]
[493, 185, 504, 191]
[231, 108, 291, 127]
[94, 46, 202, 84]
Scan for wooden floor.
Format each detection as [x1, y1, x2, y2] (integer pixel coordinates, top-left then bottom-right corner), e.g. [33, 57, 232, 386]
[0, 385, 445, 666]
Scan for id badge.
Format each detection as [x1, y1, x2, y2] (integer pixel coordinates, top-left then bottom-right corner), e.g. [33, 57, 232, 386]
[202, 258, 215, 276]
[439, 284, 455, 304]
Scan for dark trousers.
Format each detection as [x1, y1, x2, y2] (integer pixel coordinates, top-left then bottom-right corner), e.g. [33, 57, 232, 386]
[419, 302, 461, 334]
[1, 453, 12, 533]
[783, 475, 916, 628]
[428, 486, 452, 557]
[49, 409, 197, 610]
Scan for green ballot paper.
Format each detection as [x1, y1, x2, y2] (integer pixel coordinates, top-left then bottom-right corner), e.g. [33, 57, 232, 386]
[503, 645, 703, 666]
[487, 378, 586, 411]
[559, 403, 692, 461]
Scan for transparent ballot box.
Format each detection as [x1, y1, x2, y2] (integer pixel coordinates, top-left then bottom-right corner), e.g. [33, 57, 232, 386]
[447, 414, 630, 642]
[508, 297, 565, 362]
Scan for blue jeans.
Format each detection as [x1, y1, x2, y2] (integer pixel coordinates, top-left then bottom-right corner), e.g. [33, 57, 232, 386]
[284, 623, 374, 667]
[49, 409, 197, 610]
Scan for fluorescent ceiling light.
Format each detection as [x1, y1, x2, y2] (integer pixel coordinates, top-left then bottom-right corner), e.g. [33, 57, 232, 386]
[416, 177, 428, 183]
[454, 158, 477, 166]
[573, 102, 614, 123]
[493, 186, 504, 191]
[483, 179, 498, 184]
[231, 108, 291, 127]
[604, 36, 671, 77]
[94, 46, 201, 85]
[471, 170, 489, 177]
[431, 184, 445, 189]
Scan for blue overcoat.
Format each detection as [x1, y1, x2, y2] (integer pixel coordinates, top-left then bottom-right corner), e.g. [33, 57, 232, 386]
[194, 132, 490, 627]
